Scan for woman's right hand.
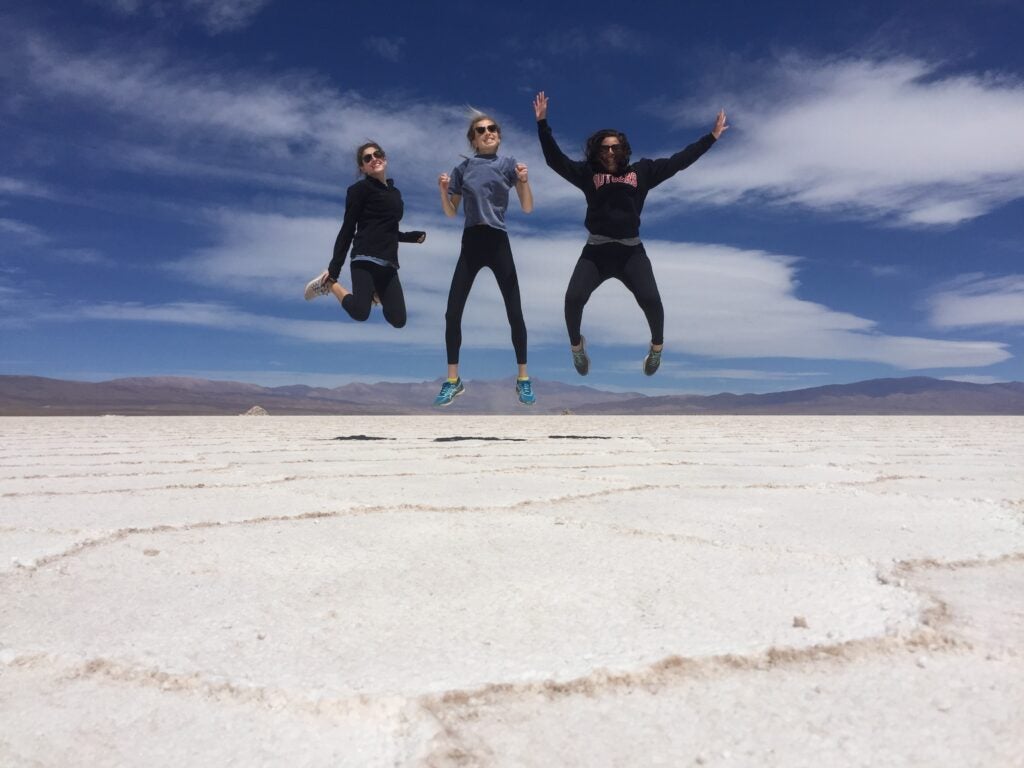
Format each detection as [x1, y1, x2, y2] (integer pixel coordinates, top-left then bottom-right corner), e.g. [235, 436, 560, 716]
[438, 173, 450, 193]
[533, 91, 548, 121]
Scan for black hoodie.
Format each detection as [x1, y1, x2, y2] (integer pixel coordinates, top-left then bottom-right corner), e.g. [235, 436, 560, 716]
[328, 176, 424, 279]
[537, 118, 716, 240]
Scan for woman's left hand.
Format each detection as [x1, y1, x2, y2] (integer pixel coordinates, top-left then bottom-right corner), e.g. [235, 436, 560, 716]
[515, 163, 529, 183]
[417, 232, 426, 243]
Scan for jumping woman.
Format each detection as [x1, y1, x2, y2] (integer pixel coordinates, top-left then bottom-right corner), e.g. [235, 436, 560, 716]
[434, 112, 535, 407]
[304, 141, 425, 329]
[533, 91, 727, 376]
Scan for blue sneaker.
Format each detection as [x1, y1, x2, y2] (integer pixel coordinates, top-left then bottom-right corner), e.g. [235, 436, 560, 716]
[433, 378, 464, 407]
[516, 378, 536, 406]
[642, 346, 662, 376]
[571, 336, 590, 376]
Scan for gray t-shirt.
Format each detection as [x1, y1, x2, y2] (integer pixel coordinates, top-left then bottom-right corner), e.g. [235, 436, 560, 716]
[448, 154, 519, 231]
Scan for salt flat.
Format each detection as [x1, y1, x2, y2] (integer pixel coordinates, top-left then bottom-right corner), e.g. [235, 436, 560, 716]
[1, 415, 1022, 767]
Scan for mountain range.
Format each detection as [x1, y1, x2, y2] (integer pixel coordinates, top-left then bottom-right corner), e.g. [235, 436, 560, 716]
[2, 375, 1023, 415]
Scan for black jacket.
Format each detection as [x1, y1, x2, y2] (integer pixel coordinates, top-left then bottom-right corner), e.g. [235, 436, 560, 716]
[328, 176, 424, 278]
[537, 119, 716, 240]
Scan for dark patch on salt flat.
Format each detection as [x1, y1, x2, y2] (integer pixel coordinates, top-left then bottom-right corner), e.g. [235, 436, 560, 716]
[433, 436, 527, 442]
[332, 435, 393, 441]
[547, 435, 611, 440]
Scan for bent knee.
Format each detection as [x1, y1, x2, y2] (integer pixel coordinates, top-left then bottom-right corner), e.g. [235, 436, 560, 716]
[564, 291, 587, 308]
[636, 293, 663, 309]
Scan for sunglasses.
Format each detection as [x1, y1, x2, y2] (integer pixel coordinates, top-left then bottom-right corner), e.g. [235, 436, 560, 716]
[474, 124, 500, 135]
[361, 149, 386, 164]
[598, 144, 624, 154]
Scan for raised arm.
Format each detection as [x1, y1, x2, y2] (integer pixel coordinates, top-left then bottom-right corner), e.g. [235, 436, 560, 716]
[534, 91, 588, 189]
[327, 186, 364, 280]
[647, 110, 728, 189]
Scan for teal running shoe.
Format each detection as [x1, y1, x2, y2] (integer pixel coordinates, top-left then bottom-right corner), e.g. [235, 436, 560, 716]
[571, 336, 590, 376]
[516, 378, 536, 406]
[433, 378, 464, 407]
[642, 346, 662, 376]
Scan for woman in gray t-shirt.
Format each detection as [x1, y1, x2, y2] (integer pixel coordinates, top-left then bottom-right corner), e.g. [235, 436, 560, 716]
[434, 112, 536, 407]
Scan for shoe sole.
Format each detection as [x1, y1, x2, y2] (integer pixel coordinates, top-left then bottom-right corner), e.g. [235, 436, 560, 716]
[304, 280, 327, 301]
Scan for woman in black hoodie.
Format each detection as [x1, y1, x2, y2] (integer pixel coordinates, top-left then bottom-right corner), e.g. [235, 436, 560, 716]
[304, 140, 425, 328]
[533, 92, 727, 376]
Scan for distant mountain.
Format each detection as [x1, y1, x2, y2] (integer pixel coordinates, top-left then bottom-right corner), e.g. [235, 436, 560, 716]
[0, 375, 1022, 416]
[0, 375, 644, 415]
[573, 377, 1024, 415]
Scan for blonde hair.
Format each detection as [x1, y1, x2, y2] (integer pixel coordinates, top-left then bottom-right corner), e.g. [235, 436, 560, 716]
[465, 109, 501, 148]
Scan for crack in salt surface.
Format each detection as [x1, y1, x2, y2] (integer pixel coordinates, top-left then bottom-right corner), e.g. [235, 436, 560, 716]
[2, 459, 701, 496]
[12, 465, 237, 481]
[2, 531, 1010, 752]
[1, 484, 664, 573]
[2, 475, 303, 498]
[0, 525, 84, 535]
[0, 615, 964, 724]
[1, 651, 413, 720]
[418, 552, 1019, 762]
[893, 551, 1024, 574]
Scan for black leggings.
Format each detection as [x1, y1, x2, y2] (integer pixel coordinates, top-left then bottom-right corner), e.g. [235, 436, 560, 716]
[564, 242, 663, 347]
[445, 225, 527, 365]
[341, 261, 406, 328]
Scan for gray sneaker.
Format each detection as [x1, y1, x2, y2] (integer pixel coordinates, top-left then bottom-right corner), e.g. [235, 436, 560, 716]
[304, 270, 331, 300]
[571, 336, 590, 376]
[642, 346, 662, 376]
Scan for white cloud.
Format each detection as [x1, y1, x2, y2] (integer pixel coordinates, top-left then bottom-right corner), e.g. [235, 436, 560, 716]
[365, 37, 405, 63]
[0, 218, 111, 265]
[145, 208, 1013, 370]
[660, 57, 1024, 226]
[0, 176, 54, 201]
[77, 301, 431, 345]
[928, 274, 1024, 328]
[91, 0, 272, 33]
[942, 375, 1009, 385]
[0, 218, 47, 245]
[15, 38, 573, 207]
[12, 41, 1024, 228]
[544, 26, 645, 57]
[651, 367, 829, 382]
[186, 0, 272, 33]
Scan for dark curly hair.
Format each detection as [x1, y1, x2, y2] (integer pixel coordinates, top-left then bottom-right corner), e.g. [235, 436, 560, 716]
[584, 129, 631, 173]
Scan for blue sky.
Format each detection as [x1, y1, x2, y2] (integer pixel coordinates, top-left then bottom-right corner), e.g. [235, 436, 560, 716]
[2, 0, 1023, 395]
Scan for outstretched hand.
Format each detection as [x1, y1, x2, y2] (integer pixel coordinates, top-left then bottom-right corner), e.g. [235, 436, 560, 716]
[533, 91, 548, 121]
[712, 109, 729, 139]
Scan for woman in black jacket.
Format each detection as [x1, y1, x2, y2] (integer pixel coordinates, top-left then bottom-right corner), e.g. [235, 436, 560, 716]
[304, 140, 425, 328]
[533, 92, 727, 376]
